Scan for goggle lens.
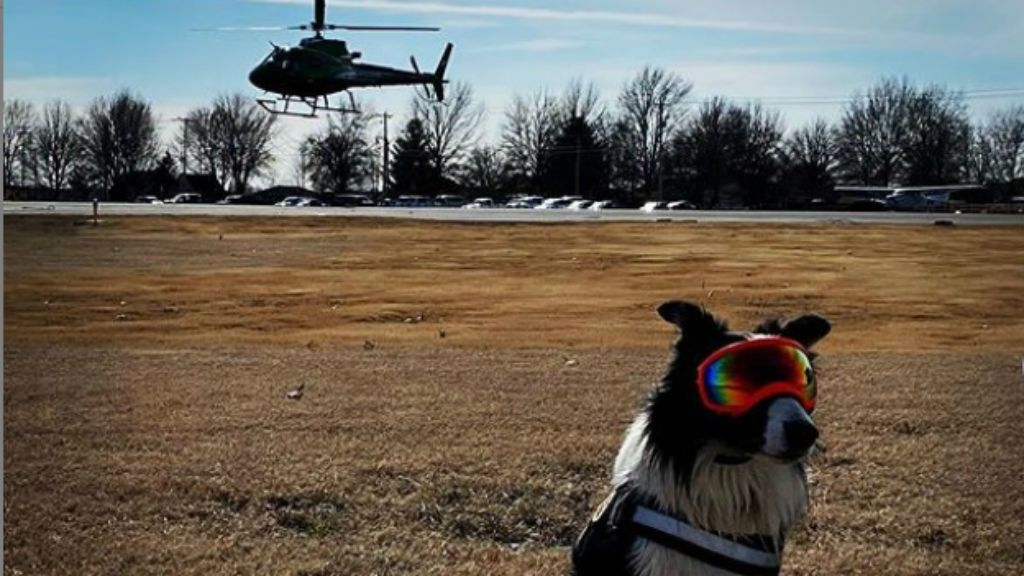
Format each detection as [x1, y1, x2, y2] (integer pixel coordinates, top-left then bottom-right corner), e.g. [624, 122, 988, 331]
[698, 338, 815, 415]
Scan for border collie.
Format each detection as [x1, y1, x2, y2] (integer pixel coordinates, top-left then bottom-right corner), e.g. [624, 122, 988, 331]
[573, 301, 831, 576]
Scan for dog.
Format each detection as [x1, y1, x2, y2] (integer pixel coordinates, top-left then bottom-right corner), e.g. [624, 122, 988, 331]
[573, 300, 831, 576]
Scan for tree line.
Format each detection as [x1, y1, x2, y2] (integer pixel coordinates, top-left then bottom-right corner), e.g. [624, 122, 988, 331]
[5, 70, 1024, 205]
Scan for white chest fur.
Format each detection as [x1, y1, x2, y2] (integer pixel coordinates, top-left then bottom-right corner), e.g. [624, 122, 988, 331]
[612, 414, 809, 576]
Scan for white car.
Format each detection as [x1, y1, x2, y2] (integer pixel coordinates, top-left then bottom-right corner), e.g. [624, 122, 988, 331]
[462, 198, 495, 209]
[506, 196, 544, 209]
[667, 200, 697, 210]
[275, 196, 304, 207]
[589, 200, 622, 211]
[640, 201, 668, 213]
[535, 196, 581, 210]
[567, 200, 594, 211]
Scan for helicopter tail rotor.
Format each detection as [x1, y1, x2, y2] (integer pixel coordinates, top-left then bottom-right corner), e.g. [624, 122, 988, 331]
[432, 43, 453, 102]
[410, 56, 435, 101]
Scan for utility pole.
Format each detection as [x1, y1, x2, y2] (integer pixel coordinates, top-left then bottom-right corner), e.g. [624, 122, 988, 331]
[173, 117, 191, 176]
[655, 98, 666, 202]
[574, 133, 582, 199]
[381, 112, 392, 201]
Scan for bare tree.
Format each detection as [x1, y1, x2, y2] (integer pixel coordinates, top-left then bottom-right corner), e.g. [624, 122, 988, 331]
[617, 66, 692, 196]
[560, 78, 604, 126]
[302, 112, 373, 194]
[837, 78, 971, 186]
[459, 145, 508, 196]
[835, 78, 916, 185]
[903, 85, 970, 185]
[966, 125, 996, 184]
[501, 89, 562, 190]
[34, 101, 81, 193]
[779, 119, 838, 203]
[734, 104, 784, 206]
[177, 107, 221, 181]
[77, 90, 159, 193]
[3, 100, 36, 188]
[211, 94, 278, 194]
[671, 98, 782, 207]
[177, 95, 277, 194]
[986, 105, 1024, 182]
[413, 81, 484, 182]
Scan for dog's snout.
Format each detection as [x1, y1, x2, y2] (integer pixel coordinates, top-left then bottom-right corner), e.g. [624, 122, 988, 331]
[783, 419, 818, 452]
[762, 396, 818, 460]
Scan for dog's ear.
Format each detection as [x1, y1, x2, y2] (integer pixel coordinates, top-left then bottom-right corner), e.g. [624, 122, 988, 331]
[657, 300, 726, 337]
[781, 314, 831, 349]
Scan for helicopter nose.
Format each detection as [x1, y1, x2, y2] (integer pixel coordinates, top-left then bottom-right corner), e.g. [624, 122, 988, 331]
[249, 65, 271, 91]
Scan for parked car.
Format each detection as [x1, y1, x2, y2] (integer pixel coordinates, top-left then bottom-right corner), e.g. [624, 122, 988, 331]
[331, 194, 374, 207]
[566, 199, 594, 210]
[535, 196, 581, 210]
[170, 193, 202, 204]
[275, 196, 305, 207]
[589, 200, 624, 211]
[640, 201, 668, 212]
[462, 197, 495, 209]
[435, 194, 467, 207]
[395, 195, 433, 207]
[506, 196, 544, 209]
[296, 197, 325, 207]
[135, 195, 162, 204]
[667, 200, 697, 210]
[216, 194, 246, 205]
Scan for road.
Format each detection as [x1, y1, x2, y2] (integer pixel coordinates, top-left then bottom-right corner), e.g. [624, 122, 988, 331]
[5, 201, 1024, 226]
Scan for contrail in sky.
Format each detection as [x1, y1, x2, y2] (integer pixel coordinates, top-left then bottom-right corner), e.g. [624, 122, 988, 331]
[254, 0, 870, 36]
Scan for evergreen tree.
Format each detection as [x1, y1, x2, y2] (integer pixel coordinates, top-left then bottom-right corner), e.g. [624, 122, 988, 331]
[390, 118, 436, 196]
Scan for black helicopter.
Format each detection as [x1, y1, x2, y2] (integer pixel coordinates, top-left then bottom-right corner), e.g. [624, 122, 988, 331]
[219, 0, 453, 117]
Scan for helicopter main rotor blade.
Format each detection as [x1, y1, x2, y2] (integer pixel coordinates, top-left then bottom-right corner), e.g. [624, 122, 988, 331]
[206, 24, 438, 32]
[324, 24, 440, 31]
[192, 26, 291, 32]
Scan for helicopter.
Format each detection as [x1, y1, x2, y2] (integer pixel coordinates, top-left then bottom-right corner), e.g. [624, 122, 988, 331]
[220, 0, 453, 118]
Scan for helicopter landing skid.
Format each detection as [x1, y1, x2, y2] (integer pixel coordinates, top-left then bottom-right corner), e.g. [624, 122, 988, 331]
[256, 93, 359, 118]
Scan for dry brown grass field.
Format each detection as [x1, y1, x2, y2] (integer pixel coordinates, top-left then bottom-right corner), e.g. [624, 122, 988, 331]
[4, 215, 1024, 575]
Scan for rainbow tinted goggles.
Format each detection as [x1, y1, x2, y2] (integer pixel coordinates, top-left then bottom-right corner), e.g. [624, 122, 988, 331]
[697, 337, 816, 416]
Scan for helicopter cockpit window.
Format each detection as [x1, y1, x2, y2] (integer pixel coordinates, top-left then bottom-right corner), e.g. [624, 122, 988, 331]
[267, 49, 287, 64]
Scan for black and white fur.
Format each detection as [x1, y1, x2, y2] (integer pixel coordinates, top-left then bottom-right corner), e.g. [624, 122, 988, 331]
[574, 301, 831, 576]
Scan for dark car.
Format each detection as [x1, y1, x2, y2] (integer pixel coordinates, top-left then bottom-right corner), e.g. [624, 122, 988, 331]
[170, 193, 202, 204]
[332, 194, 374, 207]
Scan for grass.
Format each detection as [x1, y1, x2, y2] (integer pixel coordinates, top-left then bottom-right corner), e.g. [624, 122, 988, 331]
[4, 215, 1024, 575]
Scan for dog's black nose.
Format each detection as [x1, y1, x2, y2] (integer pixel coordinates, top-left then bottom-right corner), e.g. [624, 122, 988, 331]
[784, 420, 819, 452]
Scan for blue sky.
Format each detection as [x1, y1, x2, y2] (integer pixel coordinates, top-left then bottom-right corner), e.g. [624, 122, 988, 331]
[6, 0, 1024, 182]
